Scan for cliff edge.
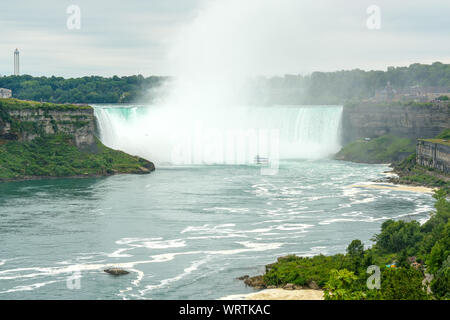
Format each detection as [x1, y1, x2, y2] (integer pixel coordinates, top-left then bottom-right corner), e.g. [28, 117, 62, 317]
[0, 98, 155, 181]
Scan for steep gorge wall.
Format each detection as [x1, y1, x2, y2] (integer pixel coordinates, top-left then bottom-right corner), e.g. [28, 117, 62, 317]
[341, 102, 450, 144]
[416, 140, 450, 173]
[0, 106, 97, 150]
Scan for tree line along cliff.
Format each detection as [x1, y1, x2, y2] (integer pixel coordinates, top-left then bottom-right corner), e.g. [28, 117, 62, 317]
[0, 62, 449, 105]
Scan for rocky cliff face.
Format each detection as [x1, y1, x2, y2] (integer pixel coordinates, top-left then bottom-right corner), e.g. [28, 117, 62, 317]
[416, 140, 450, 173]
[0, 105, 96, 151]
[341, 101, 450, 144]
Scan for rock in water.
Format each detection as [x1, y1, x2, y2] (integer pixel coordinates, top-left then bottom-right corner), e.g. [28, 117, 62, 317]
[104, 268, 129, 276]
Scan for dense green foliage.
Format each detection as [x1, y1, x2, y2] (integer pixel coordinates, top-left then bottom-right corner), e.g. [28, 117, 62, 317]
[0, 75, 167, 104]
[256, 189, 450, 299]
[335, 134, 415, 163]
[0, 134, 153, 180]
[436, 129, 450, 140]
[264, 254, 347, 287]
[323, 269, 366, 300]
[431, 256, 450, 299]
[374, 220, 423, 254]
[1, 62, 449, 104]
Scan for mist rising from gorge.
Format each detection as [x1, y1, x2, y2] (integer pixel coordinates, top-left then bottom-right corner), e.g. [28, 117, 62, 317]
[97, 0, 448, 165]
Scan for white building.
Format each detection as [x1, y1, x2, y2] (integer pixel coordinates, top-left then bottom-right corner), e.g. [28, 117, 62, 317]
[0, 88, 12, 98]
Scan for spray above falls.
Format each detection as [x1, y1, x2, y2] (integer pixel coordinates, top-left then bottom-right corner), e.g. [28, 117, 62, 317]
[94, 1, 349, 165]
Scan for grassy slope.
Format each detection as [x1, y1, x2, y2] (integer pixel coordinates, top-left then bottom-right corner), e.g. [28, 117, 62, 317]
[0, 134, 154, 180]
[421, 129, 450, 146]
[335, 134, 415, 163]
[0, 98, 91, 111]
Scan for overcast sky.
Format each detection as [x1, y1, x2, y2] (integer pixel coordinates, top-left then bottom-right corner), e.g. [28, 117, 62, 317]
[1, 0, 449, 78]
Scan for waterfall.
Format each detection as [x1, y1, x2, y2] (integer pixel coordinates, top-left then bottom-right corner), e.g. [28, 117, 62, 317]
[94, 105, 343, 165]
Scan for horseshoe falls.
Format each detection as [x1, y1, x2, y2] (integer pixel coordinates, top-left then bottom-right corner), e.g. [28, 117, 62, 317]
[93, 105, 343, 165]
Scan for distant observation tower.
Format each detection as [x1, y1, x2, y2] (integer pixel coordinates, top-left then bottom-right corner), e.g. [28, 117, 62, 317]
[14, 48, 19, 76]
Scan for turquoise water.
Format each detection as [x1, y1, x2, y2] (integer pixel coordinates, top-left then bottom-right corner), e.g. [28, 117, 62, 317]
[0, 160, 434, 299]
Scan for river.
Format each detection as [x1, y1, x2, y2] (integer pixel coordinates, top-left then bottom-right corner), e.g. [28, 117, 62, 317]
[0, 104, 434, 299]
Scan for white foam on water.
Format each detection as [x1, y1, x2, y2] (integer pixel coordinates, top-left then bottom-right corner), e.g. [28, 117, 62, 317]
[275, 223, 314, 231]
[142, 239, 186, 249]
[186, 234, 248, 240]
[138, 258, 209, 296]
[114, 237, 186, 250]
[203, 207, 250, 213]
[0, 280, 63, 294]
[116, 237, 162, 245]
[181, 224, 236, 234]
[108, 248, 133, 258]
[319, 216, 390, 225]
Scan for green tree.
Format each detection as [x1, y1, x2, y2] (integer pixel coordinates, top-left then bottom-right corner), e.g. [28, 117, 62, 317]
[324, 269, 366, 300]
[347, 239, 365, 274]
[347, 240, 364, 258]
[374, 220, 423, 254]
[373, 268, 429, 300]
[431, 256, 450, 299]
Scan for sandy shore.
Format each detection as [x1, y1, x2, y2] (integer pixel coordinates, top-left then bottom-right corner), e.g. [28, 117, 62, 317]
[220, 288, 324, 300]
[349, 182, 435, 194]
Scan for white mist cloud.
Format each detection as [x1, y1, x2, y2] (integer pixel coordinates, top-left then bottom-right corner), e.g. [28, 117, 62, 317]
[168, 0, 450, 77]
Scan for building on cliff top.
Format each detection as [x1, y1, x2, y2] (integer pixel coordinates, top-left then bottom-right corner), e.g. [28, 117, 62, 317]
[372, 84, 450, 103]
[0, 88, 12, 98]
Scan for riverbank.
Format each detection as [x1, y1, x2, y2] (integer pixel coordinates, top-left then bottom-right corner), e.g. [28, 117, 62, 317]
[389, 153, 449, 192]
[337, 129, 450, 188]
[221, 288, 323, 300]
[348, 182, 436, 194]
[237, 187, 449, 300]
